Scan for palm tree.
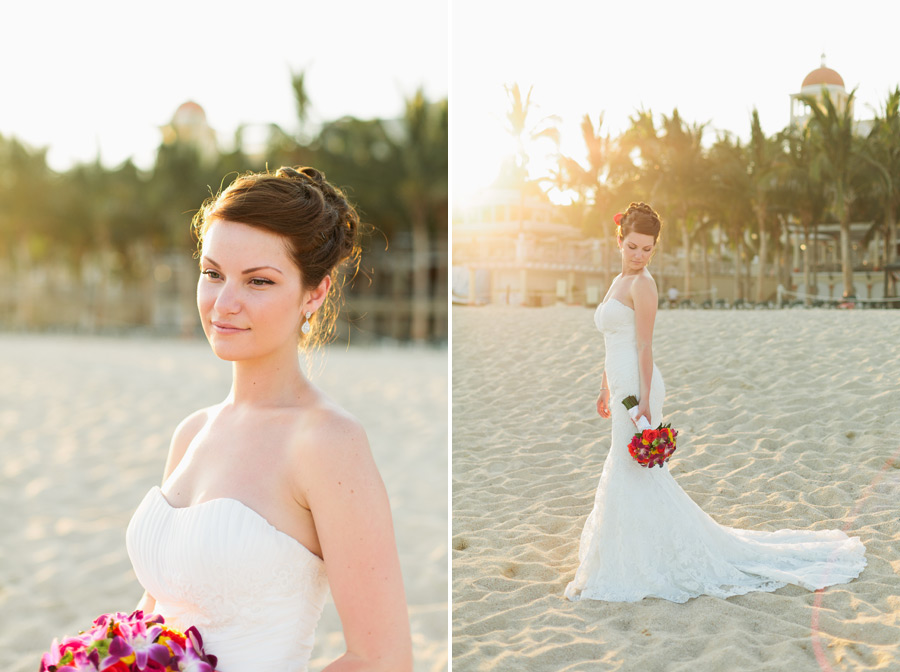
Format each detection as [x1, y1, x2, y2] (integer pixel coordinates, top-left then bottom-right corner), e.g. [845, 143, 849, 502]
[150, 139, 220, 335]
[782, 121, 828, 301]
[503, 83, 560, 232]
[0, 135, 56, 327]
[861, 87, 900, 275]
[291, 69, 312, 140]
[801, 88, 863, 298]
[659, 110, 710, 300]
[747, 109, 783, 303]
[555, 114, 616, 279]
[301, 92, 448, 341]
[708, 133, 753, 302]
[388, 91, 449, 341]
[621, 109, 709, 298]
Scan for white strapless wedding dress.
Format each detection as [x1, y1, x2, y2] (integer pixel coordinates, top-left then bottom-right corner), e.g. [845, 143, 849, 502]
[564, 299, 867, 603]
[126, 486, 329, 671]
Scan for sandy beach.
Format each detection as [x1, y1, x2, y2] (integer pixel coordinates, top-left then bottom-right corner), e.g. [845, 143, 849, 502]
[452, 305, 900, 672]
[0, 334, 447, 672]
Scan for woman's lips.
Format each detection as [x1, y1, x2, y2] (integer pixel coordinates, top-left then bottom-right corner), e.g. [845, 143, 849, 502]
[211, 321, 248, 334]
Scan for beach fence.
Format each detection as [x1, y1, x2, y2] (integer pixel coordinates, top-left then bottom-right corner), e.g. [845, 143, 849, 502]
[0, 241, 448, 344]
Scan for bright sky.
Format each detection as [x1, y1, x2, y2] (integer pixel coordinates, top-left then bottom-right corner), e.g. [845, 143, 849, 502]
[1, 0, 448, 172]
[451, 0, 900, 207]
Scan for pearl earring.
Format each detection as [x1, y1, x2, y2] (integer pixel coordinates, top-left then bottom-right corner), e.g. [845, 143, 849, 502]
[301, 311, 312, 334]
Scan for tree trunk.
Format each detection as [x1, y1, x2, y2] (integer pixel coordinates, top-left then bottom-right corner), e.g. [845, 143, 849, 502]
[176, 252, 197, 337]
[14, 236, 34, 329]
[885, 203, 897, 299]
[681, 222, 691, 300]
[840, 215, 854, 298]
[410, 203, 431, 341]
[744, 243, 753, 301]
[755, 207, 768, 303]
[715, 225, 724, 270]
[702, 236, 711, 303]
[888, 203, 897, 264]
[780, 218, 792, 290]
[732, 224, 742, 303]
[131, 240, 155, 326]
[811, 222, 819, 298]
[802, 218, 811, 304]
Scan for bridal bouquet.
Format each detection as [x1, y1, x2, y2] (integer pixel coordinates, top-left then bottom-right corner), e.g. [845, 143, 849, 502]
[622, 395, 677, 468]
[39, 610, 218, 672]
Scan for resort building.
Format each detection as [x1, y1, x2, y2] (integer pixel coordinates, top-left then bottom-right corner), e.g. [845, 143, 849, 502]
[452, 185, 611, 306]
[454, 57, 897, 307]
[786, 57, 894, 301]
[789, 54, 874, 137]
[160, 101, 219, 163]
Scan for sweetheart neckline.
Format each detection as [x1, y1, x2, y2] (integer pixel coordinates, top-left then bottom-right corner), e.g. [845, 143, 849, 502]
[603, 297, 634, 312]
[150, 486, 324, 565]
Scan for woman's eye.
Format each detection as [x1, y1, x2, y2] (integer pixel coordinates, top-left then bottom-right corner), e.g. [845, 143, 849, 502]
[201, 269, 221, 279]
[250, 278, 274, 287]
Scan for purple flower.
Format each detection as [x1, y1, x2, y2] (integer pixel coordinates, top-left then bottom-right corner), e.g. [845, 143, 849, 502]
[100, 622, 170, 671]
[164, 635, 216, 672]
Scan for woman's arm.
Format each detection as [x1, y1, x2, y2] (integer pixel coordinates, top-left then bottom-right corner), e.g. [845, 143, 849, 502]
[597, 370, 610, 417]
[631, 275, 659, 426]
[300, 413, 412, 672]
[136, 591, 156, 613]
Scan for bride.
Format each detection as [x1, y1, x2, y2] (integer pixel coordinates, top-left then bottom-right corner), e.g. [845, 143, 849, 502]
[126, 167, 413, 670]
[564, 202, 866, 603]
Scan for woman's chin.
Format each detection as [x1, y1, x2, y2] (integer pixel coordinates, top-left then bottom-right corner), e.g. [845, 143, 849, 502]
[206, 338, 295, 363]
[208, 347, 242, 362]
[206, 337, 254, 362]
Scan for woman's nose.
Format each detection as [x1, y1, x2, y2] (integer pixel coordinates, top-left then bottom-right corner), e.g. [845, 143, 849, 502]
[213, 281, 241, 314]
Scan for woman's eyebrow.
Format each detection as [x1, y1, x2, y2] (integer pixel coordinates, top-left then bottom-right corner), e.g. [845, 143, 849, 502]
[243, 265, 284, 276]
[201, 256, 283, 276]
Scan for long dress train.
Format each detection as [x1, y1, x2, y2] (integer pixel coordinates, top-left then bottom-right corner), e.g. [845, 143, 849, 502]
[564, 299, 866, 603]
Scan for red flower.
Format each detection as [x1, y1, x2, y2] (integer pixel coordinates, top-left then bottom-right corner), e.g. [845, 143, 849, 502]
[626, 422, 677, 467]
[105, 662, 131, 672]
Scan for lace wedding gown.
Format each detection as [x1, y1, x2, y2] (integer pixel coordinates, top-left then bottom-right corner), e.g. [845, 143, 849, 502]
[127, 486, 329, 671]
[564, 298, 867, 603]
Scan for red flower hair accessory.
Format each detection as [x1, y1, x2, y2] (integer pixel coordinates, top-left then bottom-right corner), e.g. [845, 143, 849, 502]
[613, 213, 624, 226]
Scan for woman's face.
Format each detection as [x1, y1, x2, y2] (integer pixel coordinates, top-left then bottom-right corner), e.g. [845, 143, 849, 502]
[197, 219, 305, 362]
[619, 231, 656, 272]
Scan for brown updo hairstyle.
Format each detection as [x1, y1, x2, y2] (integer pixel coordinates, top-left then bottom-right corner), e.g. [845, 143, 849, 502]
[191, 166, 361, 350]
[616, 202, 663, 243]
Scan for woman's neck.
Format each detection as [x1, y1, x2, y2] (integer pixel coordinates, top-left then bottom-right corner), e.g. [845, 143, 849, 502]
[227, 346, 308, 408]
[620, 265, 645, 277]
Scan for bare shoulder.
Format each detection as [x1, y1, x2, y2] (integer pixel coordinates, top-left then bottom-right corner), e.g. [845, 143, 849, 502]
[633, 271, 659, 299]
[162, 407, 213, 482]
[288, 395, 372, 477]
[173, 407, 211, 444]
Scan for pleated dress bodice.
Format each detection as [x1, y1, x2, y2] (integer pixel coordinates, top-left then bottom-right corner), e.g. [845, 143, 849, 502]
[126, 486, 329, 671]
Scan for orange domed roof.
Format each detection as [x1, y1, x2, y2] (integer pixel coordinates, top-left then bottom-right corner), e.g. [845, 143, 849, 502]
[173, 101, 207, 124]
[802, 66, 844, 89]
